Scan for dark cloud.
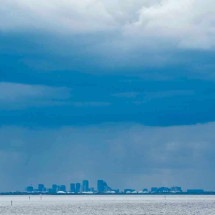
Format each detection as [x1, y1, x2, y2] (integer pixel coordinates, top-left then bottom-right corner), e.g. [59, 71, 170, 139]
[1, 75, 215, 127]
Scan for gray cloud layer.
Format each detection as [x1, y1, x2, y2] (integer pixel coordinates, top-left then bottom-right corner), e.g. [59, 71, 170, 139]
[0, 122, 214, 191]
[1, 0, 215, 49]
[0, 82, 71, 109]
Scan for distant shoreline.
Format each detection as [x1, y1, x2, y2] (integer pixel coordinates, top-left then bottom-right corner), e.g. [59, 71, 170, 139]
[1, 193, 215, 196]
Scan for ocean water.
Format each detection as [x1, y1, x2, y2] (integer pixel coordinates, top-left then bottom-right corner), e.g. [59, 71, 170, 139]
[0, 195, 214, 215]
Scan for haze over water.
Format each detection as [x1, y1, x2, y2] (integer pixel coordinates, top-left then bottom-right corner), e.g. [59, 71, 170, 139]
[0, 195, 215, 215]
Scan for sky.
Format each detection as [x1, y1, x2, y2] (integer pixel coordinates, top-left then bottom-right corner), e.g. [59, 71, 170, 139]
[1, 0, 215, 192]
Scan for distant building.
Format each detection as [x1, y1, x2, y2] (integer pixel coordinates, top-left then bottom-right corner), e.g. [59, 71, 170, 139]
[59, 185, 66, 192]
[51, 184, 58, 193]
[151, 187, 170, 193]
[158, 187, 170, 193]
[82, 180, 89, 192]
[97, 180, 104, 193]
[112, 189, 120, 194]
[151, 187, 158, 193]
[89, 187, 95, 193]
[187, 189, 204, 194]
[75, 183, 81, 193]
[26, 186, 34, 192]
[38, 184, 46, 192]
[70, 183, 76, 193]
[97, 180, 111, 193]
[170, 186, 182, 193]
[124, 189, 135, 194]
[143, 188, 149, 193]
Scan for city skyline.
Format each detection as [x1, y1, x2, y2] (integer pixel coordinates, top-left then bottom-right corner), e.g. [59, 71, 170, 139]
[19, 179, 214, 195]
[17, 179, 215, 195]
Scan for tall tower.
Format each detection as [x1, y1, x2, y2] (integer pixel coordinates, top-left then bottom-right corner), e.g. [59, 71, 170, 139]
[75, 183, 81, 193]
[70, 183, 76, 193]
[97, 180, 105, 193]
[82, 180, 89, 192]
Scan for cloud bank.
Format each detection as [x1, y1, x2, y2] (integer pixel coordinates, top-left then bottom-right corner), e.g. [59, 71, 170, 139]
[1, 0, 215, 49]
[0, 82, 71, 109]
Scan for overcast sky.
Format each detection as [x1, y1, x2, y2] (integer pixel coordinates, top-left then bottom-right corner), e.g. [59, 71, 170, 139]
[1, 0, 215, 192]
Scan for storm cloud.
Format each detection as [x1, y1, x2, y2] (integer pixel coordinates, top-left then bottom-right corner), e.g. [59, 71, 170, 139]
[1, 0, 215, 192]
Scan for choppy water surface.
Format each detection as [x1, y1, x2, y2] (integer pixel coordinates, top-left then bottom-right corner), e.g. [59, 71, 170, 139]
[0, 195, 214, 215]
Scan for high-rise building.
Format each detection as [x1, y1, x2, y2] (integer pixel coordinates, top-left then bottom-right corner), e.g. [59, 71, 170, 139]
[38, 184, 46, 192]
[70, 183, 76, 193]
[26, 186, 34, 192]
[52, 184, 58, 193]
[82, 180, 89, 192]
[97, 180, 104, 193]
[97, 180, 110, 193]
[59, 185, 66, 192]
[75, 183, 81, 193]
